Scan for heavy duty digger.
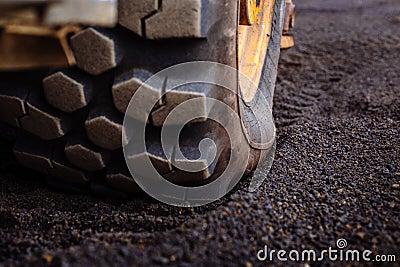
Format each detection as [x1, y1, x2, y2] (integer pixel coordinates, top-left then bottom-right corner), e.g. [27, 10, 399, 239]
[0, 0, 295, 202]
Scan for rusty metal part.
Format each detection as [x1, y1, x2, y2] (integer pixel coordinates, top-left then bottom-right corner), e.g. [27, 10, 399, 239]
[0, 6, 40, 27]
[280, 0, 295, 49]
[280, 35, 294, 49]
[0, 24, 80, 70]
[238, 0, 275, 102]
[240, 0, 260, 25]
[283, 0, 295, 34]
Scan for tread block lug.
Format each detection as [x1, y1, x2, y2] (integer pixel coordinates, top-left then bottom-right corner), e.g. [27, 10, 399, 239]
[118, 0, 158, 36]
[125, 136, 173, 179]
[13, 136, 53, 173]
[49, 147, 91, 185]
[106, 158, 141, 194]
[119, 0, 211, 39]
[145, 0, 203, 39]
[126, 151, 172, 179]
[169, 139, 219, 183]
[0, 86, 29, 127]
[152, 85, 209, 126]
[112, 69, 159, 114]
[19, 89, 71, 140]
[85, 107, 123, 150]
[43, 69, 94, 113]
[71, 28, 122, 75]
[146, 142, 173, 175]
[65, 134, 110, 171]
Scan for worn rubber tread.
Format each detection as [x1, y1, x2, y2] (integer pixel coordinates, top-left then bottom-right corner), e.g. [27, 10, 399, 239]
[125, 137, 173, 179]
[71, 28, 122, 76]
[118, 0, 211, 39]
[0, 86, 29, 128]
[19, 89, 72, 140]
[106, 157, 142, 194]
[145, 0, 203, 39]
[49, 149, 91, 185]
[43, 69, 94, 113]
[65, 134, 110, 171]
[85, 107, 123, 150]
[13, 135, 53, 173]
[151, 83, 212, 127]
[112, 69, 159, 114]
[118, 0, 158, 37]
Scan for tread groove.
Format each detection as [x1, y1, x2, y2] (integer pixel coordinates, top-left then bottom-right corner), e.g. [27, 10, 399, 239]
[140, 1, 160, 38]
[16, 88, 31, 128]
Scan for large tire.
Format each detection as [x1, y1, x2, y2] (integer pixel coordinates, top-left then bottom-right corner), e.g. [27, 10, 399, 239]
[0, 0, 285, 198]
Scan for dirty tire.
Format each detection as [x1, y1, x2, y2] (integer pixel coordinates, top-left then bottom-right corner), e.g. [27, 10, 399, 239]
[0, 0, 285, 198]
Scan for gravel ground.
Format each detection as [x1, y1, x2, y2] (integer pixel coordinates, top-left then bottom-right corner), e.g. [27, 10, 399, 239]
[1, 0, 399, 266]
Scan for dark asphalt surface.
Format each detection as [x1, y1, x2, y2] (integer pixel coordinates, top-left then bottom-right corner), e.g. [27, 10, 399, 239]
[1, 0, 399, 266]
